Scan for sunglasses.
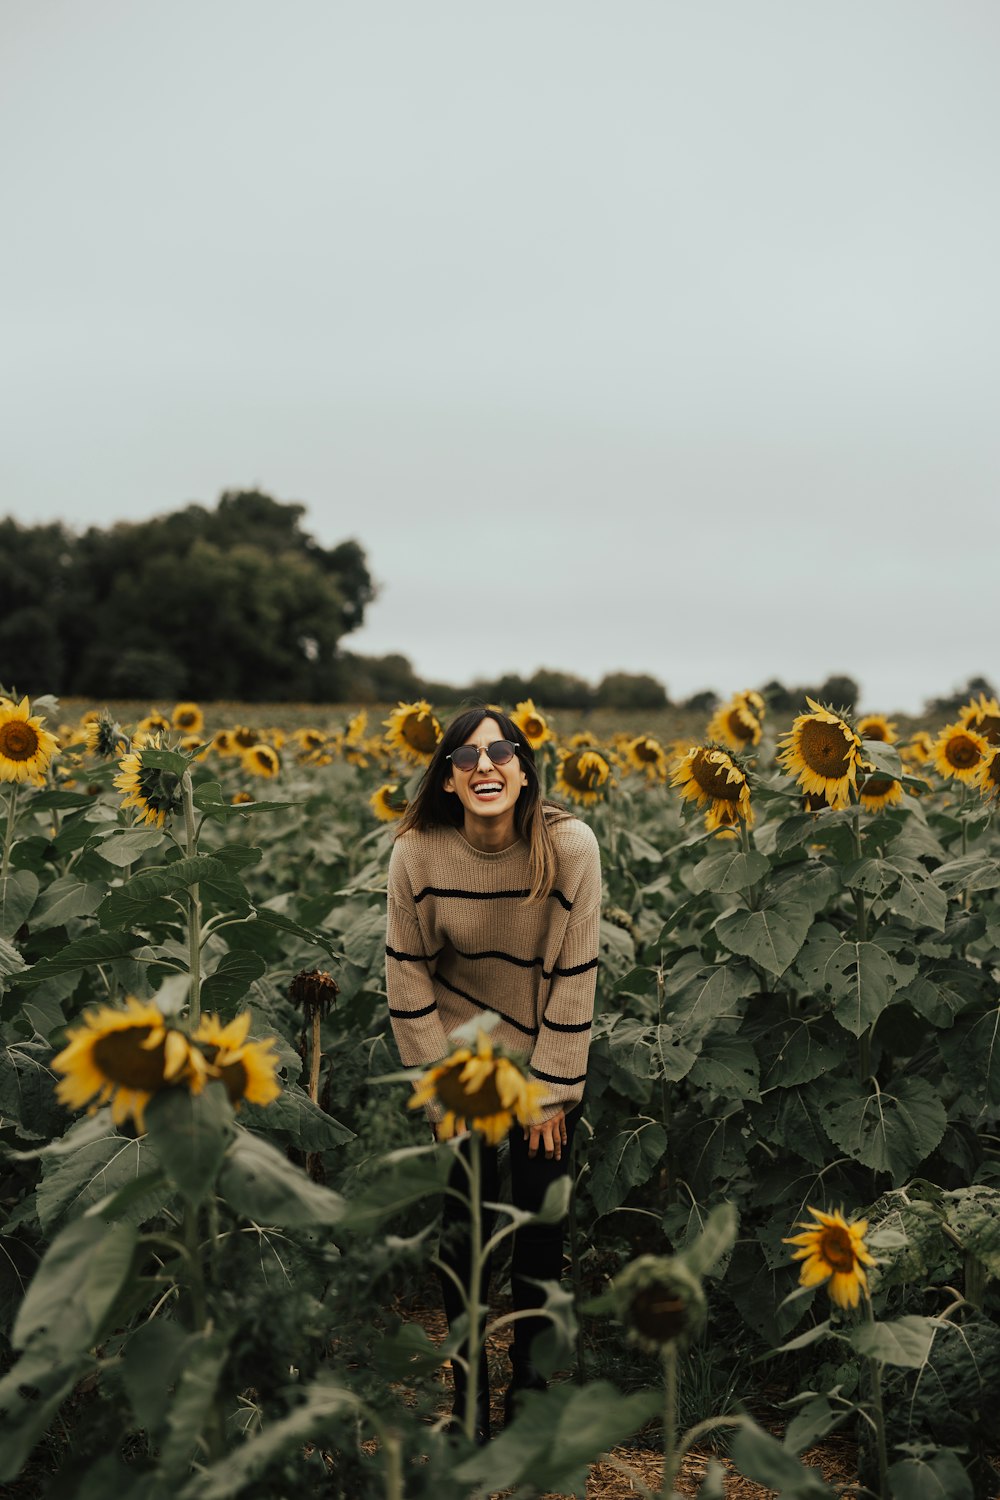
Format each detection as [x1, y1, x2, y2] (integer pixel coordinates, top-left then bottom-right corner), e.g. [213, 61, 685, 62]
[446, 739, 520, 772]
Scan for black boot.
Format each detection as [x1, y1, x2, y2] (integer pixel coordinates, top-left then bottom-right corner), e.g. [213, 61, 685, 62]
[450, 1348, 491, 1446]
[502, 1350, 547, 1427]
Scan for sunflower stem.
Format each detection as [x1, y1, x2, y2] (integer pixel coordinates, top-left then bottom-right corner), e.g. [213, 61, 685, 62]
[1, 783, 18, 886]
[863, 1295, 889, 1500]
[659, 1341, 679, 1500]
[308, 1008, 322, 1104]
[181, 769, 202, 1027]
[464, 1130, 484, 1445]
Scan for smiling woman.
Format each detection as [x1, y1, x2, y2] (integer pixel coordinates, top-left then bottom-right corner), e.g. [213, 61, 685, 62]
[385, 704, 602, 1440]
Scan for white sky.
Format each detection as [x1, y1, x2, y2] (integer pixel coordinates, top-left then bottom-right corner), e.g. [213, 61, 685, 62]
[2, 1, 998, 712]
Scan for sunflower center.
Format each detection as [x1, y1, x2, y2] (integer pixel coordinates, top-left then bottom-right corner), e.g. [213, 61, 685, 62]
[404, 713, 439, 753]
[524, 716, 543, 738]
[564, 753, 607, 792]
[635, 740, 658, 762]
[861, 776, 893, 798]
[434, 1060, 505, 1118]
[798, 719, 853, 778]
[819, 1225, 856, 1273]
[216, 1057, 248, 1104]
[977, 715, 1000, 745]
[0, 721, 40, 761]
[691, 751, 743, 803]
[137, 766, 184, 814]
[176, 712, 197, 729]
[92, 1026, 170, 1090]
[946, 734, 982, 770]
[629, 1285, 689, 1341]
[727, 710, 755, 741]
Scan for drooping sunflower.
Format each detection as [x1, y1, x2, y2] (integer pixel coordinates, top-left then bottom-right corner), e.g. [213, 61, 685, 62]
[960, 693, 1000, 746]
[172, 702, 205, 735]
[511, 699, 552, 750]
[138, 710, 171, 735]
[113, 735, 184, 828]
[554, 748, 611, 806]
[52, 997, 208, 1132]
[857, 767, 905, 812]
[370, 783, 409, 821]
[977, 747, 1000, 804]
[856, 713, 897, 745]
[707, 692, 763, 751]
[932, 721, 988, 784]
[83, 712, 127, 759]
[0, 697, 60, 784]
[243, 743, 281, 778]
[625, 735, 668, 781]
[409, 1031, 545, 1145]
[611, 1254, 707, 1353]
[383, 700, 442, 766]
[671, 745, 754, 827]
[193, 1011, 282, 1108]
[784, 1206, 876, 1310]
[777, 699, 863, 810]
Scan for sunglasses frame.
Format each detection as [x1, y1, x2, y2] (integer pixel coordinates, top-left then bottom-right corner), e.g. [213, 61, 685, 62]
[446, 739, 520, 772]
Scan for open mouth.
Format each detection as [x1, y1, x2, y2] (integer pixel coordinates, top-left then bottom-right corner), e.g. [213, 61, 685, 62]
[471, 781, 504, 800]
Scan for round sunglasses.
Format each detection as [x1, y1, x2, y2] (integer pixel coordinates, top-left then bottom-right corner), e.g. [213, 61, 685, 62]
[446, 739, 520, 772]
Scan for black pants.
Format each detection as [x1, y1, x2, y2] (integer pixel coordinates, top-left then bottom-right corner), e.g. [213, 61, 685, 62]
[437, 1112, 577, 1368]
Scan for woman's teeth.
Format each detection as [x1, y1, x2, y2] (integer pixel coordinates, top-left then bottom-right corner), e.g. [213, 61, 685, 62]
[472, 782, 503, 797]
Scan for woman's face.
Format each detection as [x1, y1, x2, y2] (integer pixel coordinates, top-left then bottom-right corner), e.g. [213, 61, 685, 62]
[442, 716, 529, 834]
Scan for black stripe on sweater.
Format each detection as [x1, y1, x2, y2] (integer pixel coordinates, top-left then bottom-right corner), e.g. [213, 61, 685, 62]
[435, 972, 538, 1038]
[550, 956, 599, 979]
[446, 948, 599, 980]
[386, 944, 443, 964]
[530, 1066, 588, 1086]
[389, 1001, 437, 1020]
[542, 1016, 592, 1033]
[413, 885, 573, 912]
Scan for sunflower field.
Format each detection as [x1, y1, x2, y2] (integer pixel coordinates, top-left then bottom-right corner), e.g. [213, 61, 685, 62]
[2, 686, 1000, 1500]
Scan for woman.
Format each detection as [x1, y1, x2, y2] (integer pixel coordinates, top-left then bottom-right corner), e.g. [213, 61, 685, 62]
[385, 705, 601, 1442]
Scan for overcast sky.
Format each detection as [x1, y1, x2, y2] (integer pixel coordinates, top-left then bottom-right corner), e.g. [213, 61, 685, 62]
[3, 2, 998, 712]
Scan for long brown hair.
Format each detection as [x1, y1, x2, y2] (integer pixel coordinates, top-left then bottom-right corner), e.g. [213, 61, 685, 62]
[394, 705, 570, 902]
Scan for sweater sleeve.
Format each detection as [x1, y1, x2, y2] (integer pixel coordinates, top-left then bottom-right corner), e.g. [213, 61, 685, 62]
[385, 840, 452, 1070]
[527, 829, 602, 1121]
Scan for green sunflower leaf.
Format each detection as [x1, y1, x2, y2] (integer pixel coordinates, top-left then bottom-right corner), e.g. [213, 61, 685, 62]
[688, 848, 769, 894]
[846, 1313, 940, 1369]
[588, 1119, 666, 1217]
[200, 948, 267, 1016]
[715, 895, 812, 977]
[0, 867, 38, 938]
[9, 931, 145, 987]
[97, 855, 230, 930]
[820, 1077, 947, 1184]
[145, 1085, 235, 1206]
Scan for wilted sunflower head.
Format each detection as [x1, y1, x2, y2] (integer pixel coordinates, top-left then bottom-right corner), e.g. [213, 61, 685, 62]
[511, 699, 552, 750]
[52, 997, 208, 1132]
[84, 712, 127, 759]
[960, 693, 1000, 746]
[554, 748, 611, 806]
[626, 735, 668, 780]
[289, 968, 340, 1020]
[671, 745, 754, 826]
[784, 1206, 876, 1310]
[932, 721, 988, 783]
[113, 734, 184, 828]
[384, 700, 442, 765]
[243, 743, 280, 778]
[409, 1031, 546, 1145]
[193, 1011, 282, 1108]
[856, 714, 897, 745]
[0, 696, 60, 785]
[777, 699, 863, 810]
[172, 702, 204, 734]
[370, 782, 408, 821]
[611, 1254, 707, 1352]
[707, 694, 762, 751]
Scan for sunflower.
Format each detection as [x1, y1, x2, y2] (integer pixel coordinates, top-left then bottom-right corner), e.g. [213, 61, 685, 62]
[243, 743, 280, 778]
[977, 747, 1000, 804]
[671, 745, 754, 827]
[52, 997, 208, 1132]
[193, 1011, 281, 1108]
[232, 725, 260, 750]
[625, 735, 668, 781]
[383, 700, 442, 765]
[511, 699, 552, 750]
[294, 727, 327, 755]
[611, 1254, 706, 1353]
[211, 729, 237, 757]
[83, 712, 127, 759]
[932, 721, 988, 784]
[409, 1031, 545, 1145]
[113, 735, 184, 828]
[344, 709, 368, 745]
[0, 697, 60, 784]
[370, 783, 409, 821]
[960, 693, 1000, 746]
[172, 702, 204, 734]
[777, 699, 863, 810]
[901, 730, 935, 766]
[554, 748, 611, 806]
[138, 710, 171, 735]
[784, 1206, 876, 1310]
[707, 693, 763, 751]
[856, 714, 897, 745]
[857, 767, 905, 812]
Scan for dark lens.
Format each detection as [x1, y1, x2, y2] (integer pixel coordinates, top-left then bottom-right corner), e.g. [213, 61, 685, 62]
[450, 745, 479, 771]
[489, 740, 515, 765]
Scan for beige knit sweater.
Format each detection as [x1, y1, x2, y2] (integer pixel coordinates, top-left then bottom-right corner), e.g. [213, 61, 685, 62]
[385, 815, 602, 1121]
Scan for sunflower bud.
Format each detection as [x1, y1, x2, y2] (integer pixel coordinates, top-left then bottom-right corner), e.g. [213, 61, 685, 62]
[290, 968, 339, 1021]
[611, 1254, 706, 1352]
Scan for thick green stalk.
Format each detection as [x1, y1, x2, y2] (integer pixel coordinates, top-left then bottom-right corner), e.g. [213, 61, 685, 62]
[660, 1342, 679, 1500]
[852, 804, 873, 1080]
[863, 1297, 889, 1499]
[181, 769, 202, 1025]
[464, 1131, 484, 1444]
[1, 783, 18, 886]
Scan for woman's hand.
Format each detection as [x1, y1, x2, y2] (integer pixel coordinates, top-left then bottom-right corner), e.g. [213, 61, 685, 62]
[524, 1108, 568, 1161]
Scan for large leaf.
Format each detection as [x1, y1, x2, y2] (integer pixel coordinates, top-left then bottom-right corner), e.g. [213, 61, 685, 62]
[730, 1420, 834, 1497]
[716, 896, 812, 977]
[36, 1132, 163, 1231]
[199, 948, 267, 1015]
[688, 848, 769, 894]
[0, 934, 28, 991]
[11, 930, 145, 987]
[0, 867, 37, 938]
[666, 961, 756, 1043]
[887, 1447, 974, 1499]
[145, 1085, 234, 1205]
[795, 925, 910, 1037]
[452, 1380, 662, 1494]
[186, 1378, 358, 1498]
[160, 1330, 229, 1482]
[98, 855, 230, 930]
[241, 1081, 354, 1150]
[605, 1016, 699, 1082]
[0, 1350, 90, 1482]
[881, 857, 948, 932]
[938, 1004, 1000, 1107]
[92, 827, 165, 867]
[847, 1314, 939, 1368]
[759, 1017, 842, 1089]
[121, 1319, 196, 1435]
[689, 1035, 761, 1101]
[942, 1185, 1000, 1275]
[13, 1214, 136, 1358]
[218, 1126, 346, 1227]
[821, 1077, 947, 1183]
[193, 779, 295, 821]
[749, 1085, 835, 1168]
[30, 873, 105, 931]
[588, 1120, 666, 1217]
